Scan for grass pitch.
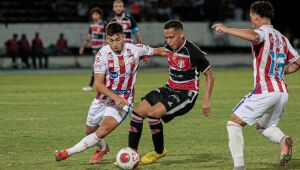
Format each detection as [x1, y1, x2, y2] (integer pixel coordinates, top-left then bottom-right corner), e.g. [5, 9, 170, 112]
[0, 69, 300, 170]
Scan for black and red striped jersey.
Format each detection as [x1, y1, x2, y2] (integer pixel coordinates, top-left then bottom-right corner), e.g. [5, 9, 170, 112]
[165, 39, 210, 91]
[88, 20, 107, 54]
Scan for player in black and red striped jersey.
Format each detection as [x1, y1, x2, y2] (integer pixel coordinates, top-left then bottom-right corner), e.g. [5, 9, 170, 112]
[80, 7, 107, 92]
[110, 0, 142, 44]
[126, 20, 215, 164]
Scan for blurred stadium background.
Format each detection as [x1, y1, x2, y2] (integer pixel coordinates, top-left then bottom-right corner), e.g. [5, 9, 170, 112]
[0, 0, 299, 69]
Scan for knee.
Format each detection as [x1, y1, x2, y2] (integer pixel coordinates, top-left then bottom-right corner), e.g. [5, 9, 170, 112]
[147, 109, 160, 119]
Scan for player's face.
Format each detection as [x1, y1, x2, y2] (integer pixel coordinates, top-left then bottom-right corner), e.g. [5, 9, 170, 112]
[113, 2, 124, 16]
[163, 28, 184, 50]
[91, 12, 101, 22]
[250, 12, 260, 28]
[106, 33, 125, 53]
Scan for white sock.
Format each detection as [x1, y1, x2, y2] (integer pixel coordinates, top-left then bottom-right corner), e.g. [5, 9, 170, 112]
[96, 139, 107, 151]
[67, 133, 100, 156]
[258, 126, 285, 144]
[227, 121, 245, 167]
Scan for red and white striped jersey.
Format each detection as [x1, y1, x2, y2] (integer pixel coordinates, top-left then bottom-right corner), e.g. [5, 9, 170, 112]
[252, 24, 299, 94]
[93, 43, 153, 104]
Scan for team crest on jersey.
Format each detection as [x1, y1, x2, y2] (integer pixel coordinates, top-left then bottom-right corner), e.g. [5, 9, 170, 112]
[177, 60, 185, 68]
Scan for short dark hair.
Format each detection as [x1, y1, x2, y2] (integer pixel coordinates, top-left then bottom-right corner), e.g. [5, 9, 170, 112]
[106, 22, 123, 36]
[250, 1, 274, 19]
[164, 20, 183, 31]
[90, 7, 103, 18]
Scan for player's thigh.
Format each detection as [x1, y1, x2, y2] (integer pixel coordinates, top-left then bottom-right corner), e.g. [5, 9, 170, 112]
[257, 92, 288, 128]
[86, 98, 105, 127]
[95, 116, 119, 138]
[233, 92, 277, 126]
[133, 99, 152, 118]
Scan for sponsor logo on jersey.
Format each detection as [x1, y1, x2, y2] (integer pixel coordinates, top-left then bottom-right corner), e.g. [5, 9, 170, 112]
[110, 72, 119, 79]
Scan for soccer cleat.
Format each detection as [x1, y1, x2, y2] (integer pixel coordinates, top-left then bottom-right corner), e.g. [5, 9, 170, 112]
[141, 148, 168, 164]
[89, 144, 110, 164]
[280, 136, 293, 166]
[82, 86, 93, 92]
[54, 150, 69, 161]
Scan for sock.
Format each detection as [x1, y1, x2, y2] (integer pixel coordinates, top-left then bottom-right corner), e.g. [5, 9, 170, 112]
[66, 133, 100, 156]
[227, 121, 245, 167]
[128, 112, 144, 150]
[258, 126, 285, 144]
[89, 72, 94, 87]
[148, 117, 164, 154]
[96, 139, 107, 152]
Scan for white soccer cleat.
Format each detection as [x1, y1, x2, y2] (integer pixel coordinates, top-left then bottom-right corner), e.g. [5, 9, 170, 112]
[82, 86, 93, 92]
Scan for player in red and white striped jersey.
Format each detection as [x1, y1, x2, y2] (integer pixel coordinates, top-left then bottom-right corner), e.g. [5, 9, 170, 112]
[54, 23, 167, 164]
[212, 1, 300, 169]
[80, 7, 107, 92]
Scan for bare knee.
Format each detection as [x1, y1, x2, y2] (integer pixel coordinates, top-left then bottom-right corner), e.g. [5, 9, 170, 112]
[147, 109, 161, 119]
[229, 113, 247, 127]
[85, 125, 98, 135]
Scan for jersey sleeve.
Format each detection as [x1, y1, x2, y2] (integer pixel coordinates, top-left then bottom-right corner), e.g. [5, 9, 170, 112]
[254, 27, 266, 44]
[286, 39, 300, 63]
[189, 45, 211, 73]
[135, 44, 154, 60]
[93, 51, 107, 74]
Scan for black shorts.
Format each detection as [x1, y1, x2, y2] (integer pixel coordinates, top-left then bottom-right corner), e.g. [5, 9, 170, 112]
[142, 85, 198, 123]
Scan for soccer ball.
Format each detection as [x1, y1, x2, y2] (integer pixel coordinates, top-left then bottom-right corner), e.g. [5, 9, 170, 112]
[116, 147, 140, 170]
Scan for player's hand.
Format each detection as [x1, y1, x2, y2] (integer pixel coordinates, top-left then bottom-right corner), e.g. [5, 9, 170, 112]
[79, 46, 84, 55]
[113, 96, 128, 108]
[211, 23, 226, 34]
[202, 100, 212, 117]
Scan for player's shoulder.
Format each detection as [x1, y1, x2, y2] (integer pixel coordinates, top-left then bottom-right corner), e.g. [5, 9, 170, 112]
[126, 43, 144, 50]
[185, 40, 208, 57]
[97, 45, 111, 56]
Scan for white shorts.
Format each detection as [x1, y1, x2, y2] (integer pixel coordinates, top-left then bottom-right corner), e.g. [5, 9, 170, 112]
[233, 92, 288, 128]
[86, 98, 132, 127]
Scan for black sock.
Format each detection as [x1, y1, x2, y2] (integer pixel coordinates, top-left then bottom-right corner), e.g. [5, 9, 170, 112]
[128, 111, 144, 150]
[89, 72, 94, 87]
[148, 117, 164, 154]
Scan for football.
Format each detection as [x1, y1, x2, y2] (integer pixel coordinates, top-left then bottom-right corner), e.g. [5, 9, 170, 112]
[116, 147, 140, 170]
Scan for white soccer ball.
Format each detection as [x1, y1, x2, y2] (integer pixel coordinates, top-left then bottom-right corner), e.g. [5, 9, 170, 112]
[116, 147, 140, 170]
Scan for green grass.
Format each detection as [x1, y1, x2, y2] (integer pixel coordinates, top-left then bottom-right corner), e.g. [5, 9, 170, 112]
[0, 69, 300, 170]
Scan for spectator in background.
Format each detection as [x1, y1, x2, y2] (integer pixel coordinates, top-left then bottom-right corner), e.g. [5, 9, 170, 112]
[32, 32, 48, 69]
[56, 33, 68, 54]
[18, 34, 31, 68]
[5, 34, 19, 68]
[130, 1, 142, 22]
[77, 0, 89, 21]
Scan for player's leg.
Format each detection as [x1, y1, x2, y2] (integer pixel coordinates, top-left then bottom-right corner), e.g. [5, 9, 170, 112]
[256, 92, 291, 166]
[128, 99, 151, 150]
[227, 92, 278, 169]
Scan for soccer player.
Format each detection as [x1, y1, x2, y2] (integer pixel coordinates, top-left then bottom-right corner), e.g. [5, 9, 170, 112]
[54, 23, 167, 164]
[110, 0, 142, 43]
[80, 7, 107, 92]
[212, 1, 300, 169]
[127, 20, 215, 164]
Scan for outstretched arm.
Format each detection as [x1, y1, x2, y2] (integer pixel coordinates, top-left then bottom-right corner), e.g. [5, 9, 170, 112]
[212, 23, 260, 44]
[285, 58, 300, 74]
[153, 47, 168, 56]
[94, 73, 128, 108]
[202, 68, 215, 117]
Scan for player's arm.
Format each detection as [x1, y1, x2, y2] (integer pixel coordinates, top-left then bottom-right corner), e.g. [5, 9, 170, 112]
[134, 33, 142, 44]
[211, 23, 260, 44]
[202, 68, 215, 117]
[79, 34, 92, 55]
[130, 17, 142, 44]
[153, 47, 168, 56]
[94, 73, 128, 108]
[285, 58, 300, 74]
